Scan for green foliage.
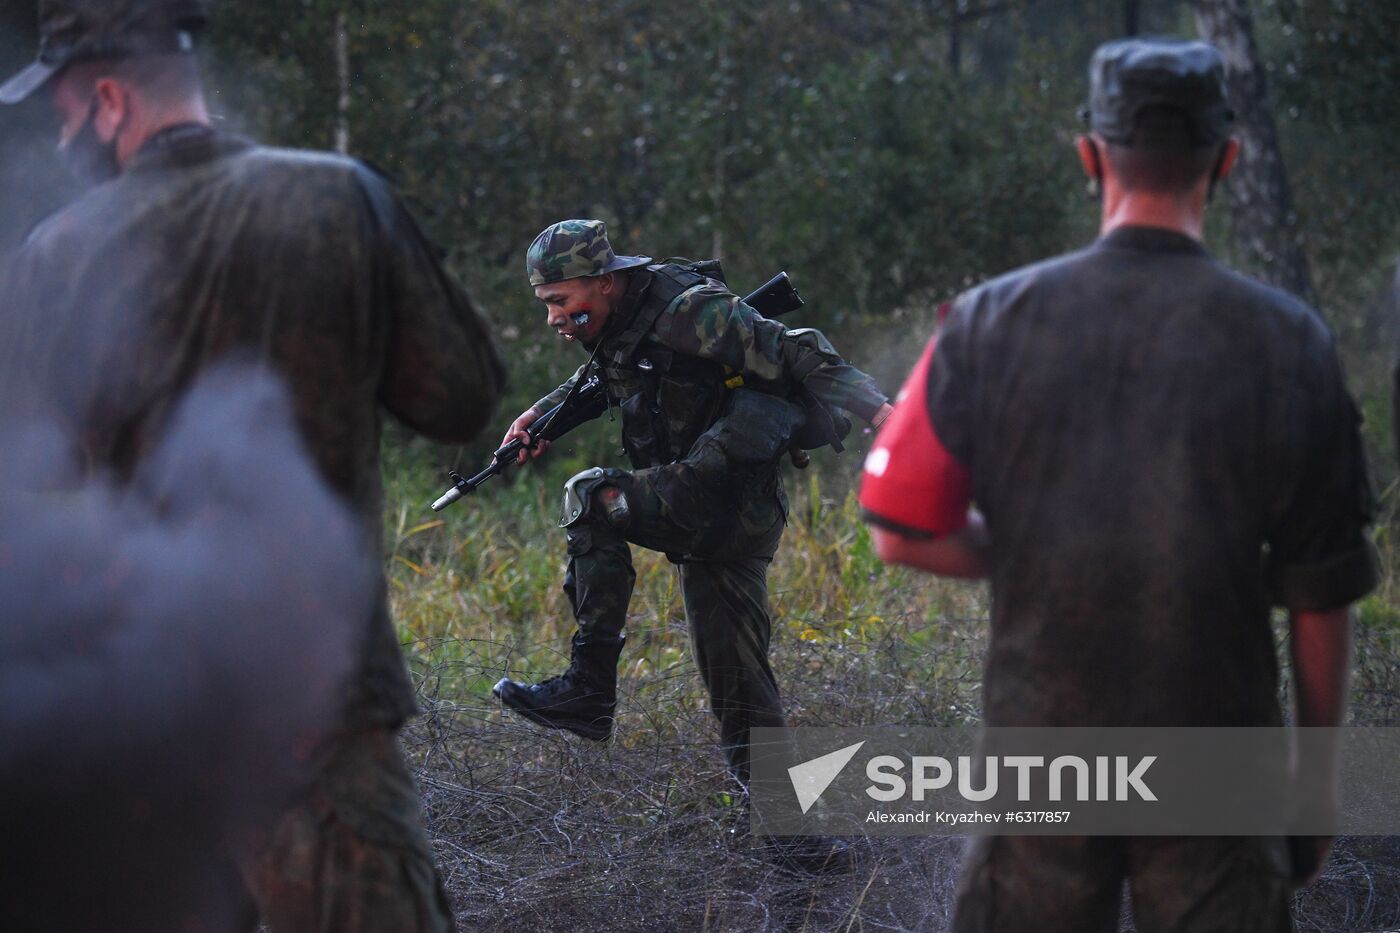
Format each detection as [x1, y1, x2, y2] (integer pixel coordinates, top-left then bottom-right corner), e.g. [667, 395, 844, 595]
[1357, 595, 1400, 640]
[6, 0, 1397, 468]
[1256, 0, 1400, 399]
[197, 3, 1096, 424]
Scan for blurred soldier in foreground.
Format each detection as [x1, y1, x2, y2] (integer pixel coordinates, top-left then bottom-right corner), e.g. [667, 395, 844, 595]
[859, 38, 1377, 931]
[0, 1, 507, 929]
[1, 365, 371, 933]
[494, 220, 891, 795]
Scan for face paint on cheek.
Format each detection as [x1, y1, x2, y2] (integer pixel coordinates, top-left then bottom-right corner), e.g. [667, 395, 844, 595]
[569, 312, 591, 327]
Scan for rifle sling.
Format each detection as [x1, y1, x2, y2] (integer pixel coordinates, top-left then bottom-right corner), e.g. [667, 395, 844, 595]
[605, 263, 713, 368]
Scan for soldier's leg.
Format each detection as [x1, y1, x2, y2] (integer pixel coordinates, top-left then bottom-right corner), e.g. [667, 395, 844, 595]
[1126, 836, 1293, 933]
[678, 556, 786, 785]
[952, 836, 1124, 933]
[494, 469, 636, 740]
[249, 727, 455, 933]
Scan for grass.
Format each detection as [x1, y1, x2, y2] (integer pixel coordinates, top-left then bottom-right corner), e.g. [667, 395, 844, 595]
[386, 455, 1400, 931]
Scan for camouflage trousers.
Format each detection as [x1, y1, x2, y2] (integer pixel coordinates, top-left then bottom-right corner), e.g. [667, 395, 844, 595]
[565, 465, 787, 784]
[952, 835, 1294, 932]
[244, 727, 455, 933]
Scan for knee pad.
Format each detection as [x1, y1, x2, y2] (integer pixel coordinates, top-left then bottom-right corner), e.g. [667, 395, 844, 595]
[560, 467, 631, 530]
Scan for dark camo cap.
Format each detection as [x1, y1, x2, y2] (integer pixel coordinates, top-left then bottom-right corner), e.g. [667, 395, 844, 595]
[0, 0, 208, 105]
[1086, 37, 1234, 147]
[527, 219, 651, 287]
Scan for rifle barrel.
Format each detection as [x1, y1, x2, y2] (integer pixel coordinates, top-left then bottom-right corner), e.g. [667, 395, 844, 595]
[430, 485, 463, 511]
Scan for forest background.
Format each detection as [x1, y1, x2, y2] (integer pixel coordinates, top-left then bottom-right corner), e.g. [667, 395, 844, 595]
[1, 1, 1397, 930]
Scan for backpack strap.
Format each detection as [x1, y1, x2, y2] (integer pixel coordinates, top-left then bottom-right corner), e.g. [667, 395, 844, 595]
[605, 262, 714, 367]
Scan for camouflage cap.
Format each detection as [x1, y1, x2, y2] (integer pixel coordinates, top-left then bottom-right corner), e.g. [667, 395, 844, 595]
[526, 219, 651, 287]
[1086, 37, 1234, 148]
[0, 0, 208, 105]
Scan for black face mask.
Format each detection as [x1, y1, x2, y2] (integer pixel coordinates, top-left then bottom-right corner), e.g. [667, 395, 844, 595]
[59, 100, 120, 188]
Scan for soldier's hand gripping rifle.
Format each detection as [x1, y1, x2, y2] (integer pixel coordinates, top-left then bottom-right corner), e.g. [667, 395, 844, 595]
[431, 271, 803, 511]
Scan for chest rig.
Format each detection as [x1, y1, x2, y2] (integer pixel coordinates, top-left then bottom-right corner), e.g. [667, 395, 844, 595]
[599, 262, 729, 469]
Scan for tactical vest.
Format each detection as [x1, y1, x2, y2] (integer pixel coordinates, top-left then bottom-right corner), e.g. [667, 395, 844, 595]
[600, 261, 730, 469]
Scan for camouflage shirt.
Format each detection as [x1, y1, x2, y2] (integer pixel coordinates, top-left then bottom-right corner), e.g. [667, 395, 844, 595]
[2, 125, 507, 727]
[530, 266, 884, 542]
[533, 266, 886, 538]
[533, 267, 887, 428]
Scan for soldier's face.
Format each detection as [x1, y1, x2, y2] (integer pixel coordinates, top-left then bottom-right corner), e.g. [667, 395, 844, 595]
[534, 275, 615, 346]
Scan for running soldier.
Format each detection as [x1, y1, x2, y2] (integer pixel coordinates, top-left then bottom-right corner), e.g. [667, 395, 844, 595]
[494, 219, 892, 794]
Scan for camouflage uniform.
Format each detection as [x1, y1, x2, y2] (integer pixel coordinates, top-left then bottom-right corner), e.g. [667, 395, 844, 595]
[1, 5, 506, 927]
[501, 220, 887, 783]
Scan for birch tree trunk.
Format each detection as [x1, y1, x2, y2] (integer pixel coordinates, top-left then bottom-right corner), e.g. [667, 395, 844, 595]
[334, 9, 351, 155]
[1192, 0, 1317, 306]
[1123, 0, 1140, 35]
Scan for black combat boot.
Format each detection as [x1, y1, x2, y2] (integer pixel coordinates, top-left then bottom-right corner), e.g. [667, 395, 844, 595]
[759, 834, 856, 874]
[493, 633, 623, 741]
[727, 788, 856, 875]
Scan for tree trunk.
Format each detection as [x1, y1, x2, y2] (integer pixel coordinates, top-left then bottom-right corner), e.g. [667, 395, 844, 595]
[334, 9, 351, 155]
[1191, 0, 1317, 306]
[1123, 0, 1140, 35]
[949, 0, 963, 73]
[711, 100, 726, 260]
[710, 32, 731, 261]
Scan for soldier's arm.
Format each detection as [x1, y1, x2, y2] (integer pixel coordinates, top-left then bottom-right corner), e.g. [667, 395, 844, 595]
[497, 364, 587, 465]
[859, 329, 986, 578]
[0, 230, 66, 419]
[0, 249, 29, 399]
[652, 285, 889, 423]
[368, 171, 508, 443]
[1268, 316, 1378, 885]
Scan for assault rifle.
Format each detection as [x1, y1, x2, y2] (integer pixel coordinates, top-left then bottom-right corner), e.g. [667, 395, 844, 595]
[431, 271, 804, 511]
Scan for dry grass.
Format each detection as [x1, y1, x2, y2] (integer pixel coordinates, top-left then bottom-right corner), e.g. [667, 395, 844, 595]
[387, 466, 1400, 931]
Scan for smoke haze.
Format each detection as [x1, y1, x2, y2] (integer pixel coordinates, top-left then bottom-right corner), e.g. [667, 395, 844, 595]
[0, 362, 373, 932]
